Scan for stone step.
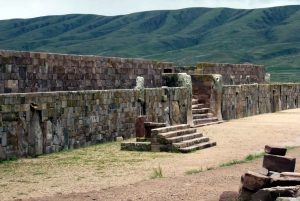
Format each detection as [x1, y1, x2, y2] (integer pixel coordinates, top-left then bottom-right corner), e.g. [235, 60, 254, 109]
[192, 104, 205, 109]
[192, 108, 210, 114]
[193, 113, 214, 119]
[173, 137, 209, 149]
[191, 120, 224, 128]
[151, 124, 190, 136]
[193, 117, 218, 125]
[178, 141, 217, 153]
[192, 99, 199, 104]
[164, 132, 203, 144]
[157, 128, 197, 139]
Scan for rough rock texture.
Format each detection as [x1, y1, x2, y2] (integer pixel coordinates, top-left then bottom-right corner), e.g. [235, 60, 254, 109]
[219, 191, 238, 201]
[242, 171, 270, 191]
[135, 116, 147, 138]
[120, 142, 151, 151]
[263, 154, 296, 173]
[265, 145, 287, 156]
[252, 186, 300, 201]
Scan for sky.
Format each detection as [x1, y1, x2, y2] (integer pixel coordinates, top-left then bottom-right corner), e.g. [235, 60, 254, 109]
[0, 0, 300, 20]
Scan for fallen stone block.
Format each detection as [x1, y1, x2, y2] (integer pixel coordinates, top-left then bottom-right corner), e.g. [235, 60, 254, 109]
[219, 191, 238, 201]
[263, 154, 296, 172]
[242, 171, 270, 191]
[252, 186, 300, 201]
[270, 177, 300, 187]
[265, 145, 287, 156]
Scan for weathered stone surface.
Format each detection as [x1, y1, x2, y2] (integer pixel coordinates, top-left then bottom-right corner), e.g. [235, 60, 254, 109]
[252, 186, 300, 201]
[135, 116, 146, 138]
[270, 177, 300, 187]
[265, 145, 287, 156]
[263, 154, 296, 173]
[120, 142, 151, 151]
[269, 171, 281, 178]
[259, 167, 269, 176]
[219, 191, 238, 201]
[242, 171, 270, 191]
[16, 117, 28, 157]
[281, 172, 300, 179]
[238, 185, 255, 201]
[171, 101, 181, 125]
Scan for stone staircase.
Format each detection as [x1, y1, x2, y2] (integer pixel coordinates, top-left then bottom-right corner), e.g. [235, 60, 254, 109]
[151, 124, 216, 153]
[191, 98, 223, 127]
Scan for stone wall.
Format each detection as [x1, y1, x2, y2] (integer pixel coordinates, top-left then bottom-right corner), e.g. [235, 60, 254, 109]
[222, 83, 300, 120]
[0, 50, 174, 93]
[175, 63, 265, 85]
[0, 87, 189, 160]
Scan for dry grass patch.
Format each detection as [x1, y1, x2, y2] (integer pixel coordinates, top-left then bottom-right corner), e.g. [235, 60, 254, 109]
[0, 139, 176, 200]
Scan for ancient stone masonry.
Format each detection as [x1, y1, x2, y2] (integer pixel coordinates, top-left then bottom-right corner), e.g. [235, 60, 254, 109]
[0, 50, 174, 93]
[0, 87, 189, 160]
[222, 83, 300, 120]
[175, 63, 265, 85]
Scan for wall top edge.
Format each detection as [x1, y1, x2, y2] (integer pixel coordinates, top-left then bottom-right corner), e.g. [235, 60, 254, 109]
[0, 49, 173, 65]
[0, 87, 187, 97]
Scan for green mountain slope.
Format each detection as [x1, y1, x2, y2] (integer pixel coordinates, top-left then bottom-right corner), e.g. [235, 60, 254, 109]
[1, 5, 300, 82]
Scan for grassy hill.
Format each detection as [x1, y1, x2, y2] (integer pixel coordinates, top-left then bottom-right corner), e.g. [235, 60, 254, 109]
[0, 5, 300, 82]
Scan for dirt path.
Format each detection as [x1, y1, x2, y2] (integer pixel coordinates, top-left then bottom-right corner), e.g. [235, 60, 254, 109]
[4, 108, 300, 201]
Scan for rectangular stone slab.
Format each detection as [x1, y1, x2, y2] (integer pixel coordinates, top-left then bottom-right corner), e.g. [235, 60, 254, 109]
[263, 154, 296, 173]
[280, 172, 300, 178]
[270, 177, 300, 187]
[265, 145, 287, 156]
[242, 171, 270, 191]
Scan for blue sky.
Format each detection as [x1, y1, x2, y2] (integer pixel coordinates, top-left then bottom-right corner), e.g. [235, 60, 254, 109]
[0, 0, 300, 20]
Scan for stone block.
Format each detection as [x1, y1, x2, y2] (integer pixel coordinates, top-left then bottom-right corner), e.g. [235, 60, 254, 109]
[265, 145, 287, 156]
[263, 154, 296, 172]
[281, 172, 300, 179]
[219, 191, 238, 201]
[270, 177, 300, 187]
[242, 171, 270, 191]
[238, 185, 255, 201]
[252, 186, 300, 201]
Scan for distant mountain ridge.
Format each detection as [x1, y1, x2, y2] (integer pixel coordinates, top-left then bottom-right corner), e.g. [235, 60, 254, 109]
[1, 5, 300, 82]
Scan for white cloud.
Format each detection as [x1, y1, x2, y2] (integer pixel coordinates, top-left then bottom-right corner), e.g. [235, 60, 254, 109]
[0, 0, 299, 20]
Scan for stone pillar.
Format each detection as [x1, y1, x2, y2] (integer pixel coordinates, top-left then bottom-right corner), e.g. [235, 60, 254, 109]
[210, 74, 223, 121]
[135, 116, 147, 138]
[178, 73, 193, 126]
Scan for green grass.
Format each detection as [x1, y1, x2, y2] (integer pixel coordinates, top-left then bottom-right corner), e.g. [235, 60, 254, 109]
[219, 146, 300, 167]
[151, 165, 163, 179]
[219, 152, 265, 167]
[1, 6, 300, 82]
[185, 168, 203, 175]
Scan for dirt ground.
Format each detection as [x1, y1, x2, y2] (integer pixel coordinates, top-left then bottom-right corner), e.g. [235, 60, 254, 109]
[3, 108, 300, 201]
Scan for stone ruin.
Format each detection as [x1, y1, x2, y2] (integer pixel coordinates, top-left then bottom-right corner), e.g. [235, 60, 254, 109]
[221, 145, 300, 201]
[0, 49, 299, 159]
